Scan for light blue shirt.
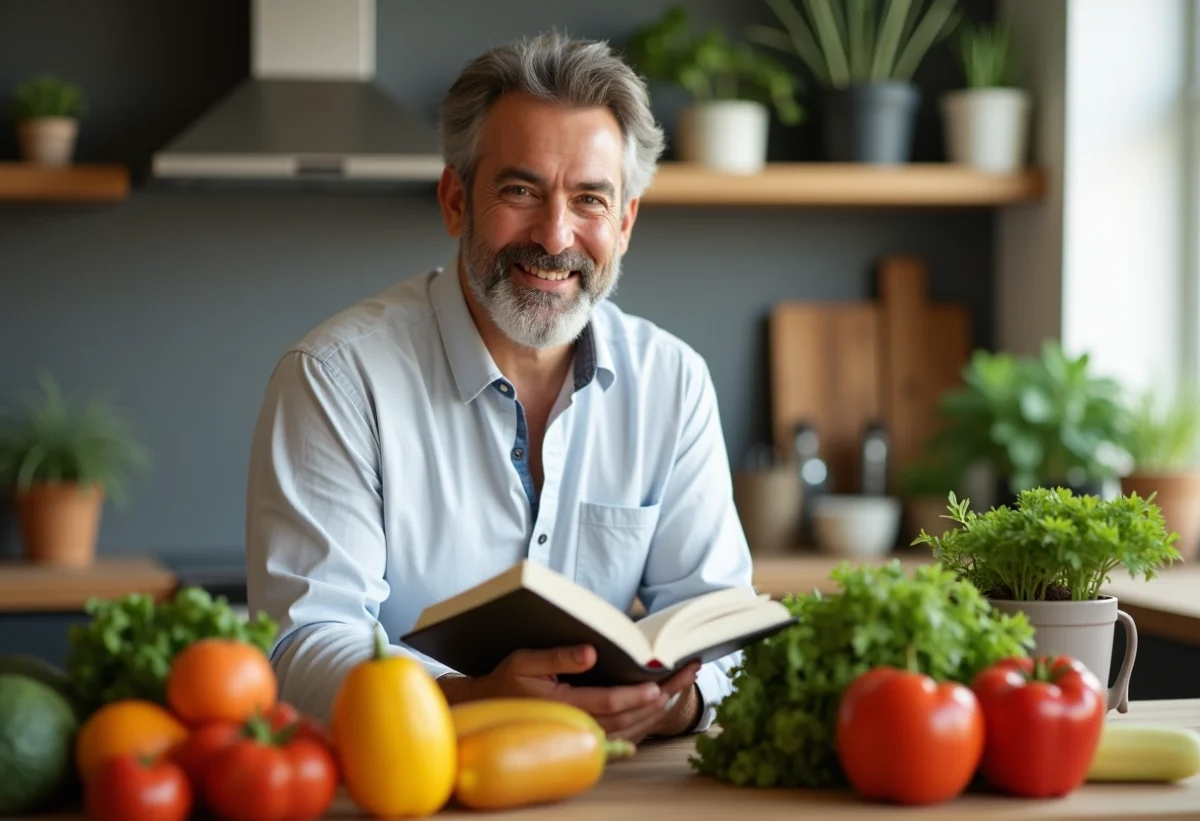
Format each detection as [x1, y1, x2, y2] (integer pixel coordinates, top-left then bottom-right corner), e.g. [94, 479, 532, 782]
[245, 256, 753, 730]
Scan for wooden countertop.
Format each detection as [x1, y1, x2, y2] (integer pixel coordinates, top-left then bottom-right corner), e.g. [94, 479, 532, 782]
[0, 556, 178, 613]
[21, 699, 1197, 820]
[750, 551, 1200, 647]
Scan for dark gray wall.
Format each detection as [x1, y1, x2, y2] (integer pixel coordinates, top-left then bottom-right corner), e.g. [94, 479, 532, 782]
[0, 0, 996, 561]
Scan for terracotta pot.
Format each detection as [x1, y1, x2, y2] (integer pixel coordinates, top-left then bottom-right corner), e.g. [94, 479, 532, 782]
[1121, 472, 1200, 561]
[17, 117, 79, 166]
[988, 595, 1137, 714]
[15, 482, 104, 567]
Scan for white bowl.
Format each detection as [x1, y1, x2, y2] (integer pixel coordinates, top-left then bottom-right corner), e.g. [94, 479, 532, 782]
[811, 495, 902, 558]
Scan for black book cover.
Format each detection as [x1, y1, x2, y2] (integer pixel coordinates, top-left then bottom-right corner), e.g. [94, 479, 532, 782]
[399, 588, 796, 687]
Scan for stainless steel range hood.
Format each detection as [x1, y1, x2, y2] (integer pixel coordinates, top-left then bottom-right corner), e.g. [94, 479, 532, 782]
[151, 0, 444, 182]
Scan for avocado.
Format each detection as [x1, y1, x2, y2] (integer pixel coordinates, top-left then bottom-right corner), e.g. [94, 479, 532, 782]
[0, 673, 79, 815]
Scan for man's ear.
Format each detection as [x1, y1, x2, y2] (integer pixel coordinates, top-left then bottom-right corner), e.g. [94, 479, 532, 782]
[617, 196, 640, 256]
[438, 165, 467, 238]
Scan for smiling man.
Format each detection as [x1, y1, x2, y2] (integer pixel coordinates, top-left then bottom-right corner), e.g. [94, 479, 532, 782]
[245, 31, 753, 742]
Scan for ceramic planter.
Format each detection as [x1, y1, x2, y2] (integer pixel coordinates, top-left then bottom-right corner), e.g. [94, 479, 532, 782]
[1121, 471, 1200, 561]
[17, 117, 79, 166]
[15, 482, 104, 567]
[823, 81, 919, 164]
[988, 596, 1137, 713]
[940, 87, 1031, 173]
[676, 100, 770, 174]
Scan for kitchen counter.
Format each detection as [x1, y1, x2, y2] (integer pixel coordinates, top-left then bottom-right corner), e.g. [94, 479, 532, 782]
[0, 556, 178, 613]
[19, 699, 1200, 820]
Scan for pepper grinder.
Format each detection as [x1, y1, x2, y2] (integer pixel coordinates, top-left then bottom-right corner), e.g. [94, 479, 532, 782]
[793, 422, 828, 545]
[861, 420, 890, 496]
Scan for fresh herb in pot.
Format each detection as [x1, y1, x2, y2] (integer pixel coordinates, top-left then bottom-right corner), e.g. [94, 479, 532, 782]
[689, 561, 1033, 788]
[915, 487, 1181, 601]
[65, 586, 277, 716]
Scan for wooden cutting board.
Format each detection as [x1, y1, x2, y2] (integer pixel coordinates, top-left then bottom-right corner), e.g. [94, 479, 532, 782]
[769, 256, 970, 493]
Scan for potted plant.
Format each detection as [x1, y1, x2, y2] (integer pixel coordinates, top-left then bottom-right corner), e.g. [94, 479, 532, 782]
[747, 0, 961, 164]
[9, 75, 87, 166]
[626, 4, 805, 174]
[0, 373, 149, 568]
[896, 454, 963, 543]
[940, 22, 1031, 172]
[1120, 385, 1200, 561]
[928, 340, 1133, 506]
[915, 487, 1181, 713]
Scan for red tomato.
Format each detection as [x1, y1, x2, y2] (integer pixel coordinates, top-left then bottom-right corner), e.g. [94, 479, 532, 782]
[971, 655, 1106, 797]
[205, 720, 339, 821]
[836, 665, 985, 805]
[84, 754, 192, 821]
[266, 701, 334, 749]
[168, 720, 241, 796]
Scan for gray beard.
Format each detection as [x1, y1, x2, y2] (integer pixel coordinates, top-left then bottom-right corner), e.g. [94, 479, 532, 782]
[461, 217, 622, 349]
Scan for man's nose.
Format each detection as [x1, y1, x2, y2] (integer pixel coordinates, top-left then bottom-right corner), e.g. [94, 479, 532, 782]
[529, 201, 573, 257]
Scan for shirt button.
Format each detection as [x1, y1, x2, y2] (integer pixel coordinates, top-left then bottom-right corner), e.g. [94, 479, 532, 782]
[512, 448, 523, 460]
[537, 534, 547, 545]
[497, 383, 510, 393]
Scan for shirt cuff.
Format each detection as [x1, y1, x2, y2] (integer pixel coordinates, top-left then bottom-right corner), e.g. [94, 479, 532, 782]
[691, 660, 734, 733]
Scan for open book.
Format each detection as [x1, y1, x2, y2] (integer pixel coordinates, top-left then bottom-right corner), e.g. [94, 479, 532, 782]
[400, 560, 797, 686]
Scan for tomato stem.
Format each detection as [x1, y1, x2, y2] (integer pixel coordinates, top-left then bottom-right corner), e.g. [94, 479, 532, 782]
[604, 739, 637, 760]
[1025, 656, 1056, 683]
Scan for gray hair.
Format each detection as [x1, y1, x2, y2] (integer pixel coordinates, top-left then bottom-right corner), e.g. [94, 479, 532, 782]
[438, 30, 665, 206]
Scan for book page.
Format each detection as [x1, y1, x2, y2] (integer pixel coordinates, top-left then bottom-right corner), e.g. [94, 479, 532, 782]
[636, 587, 758, 657]
[658, 597, 794, 666]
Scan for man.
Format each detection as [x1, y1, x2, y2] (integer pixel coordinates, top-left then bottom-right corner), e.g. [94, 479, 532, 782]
[245, 30, 753, 742]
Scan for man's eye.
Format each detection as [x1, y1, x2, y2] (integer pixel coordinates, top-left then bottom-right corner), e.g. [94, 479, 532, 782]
[579, 195, 604, 206]
[505, 186, 530, 197]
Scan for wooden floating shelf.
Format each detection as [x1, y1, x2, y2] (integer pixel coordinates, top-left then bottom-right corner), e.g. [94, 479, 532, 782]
[640, 162, 1045, 206]
[0, 162, 130, 203]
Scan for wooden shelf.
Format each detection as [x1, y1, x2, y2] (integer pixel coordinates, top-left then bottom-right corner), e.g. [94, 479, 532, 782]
[640, 162, 1045, 206]
[0, 555, 178, 613]
[0, 162, 130, 203]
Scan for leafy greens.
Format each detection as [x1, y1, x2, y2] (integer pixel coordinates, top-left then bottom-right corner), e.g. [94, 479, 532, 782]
[690, 561, 1034, 788]
[66, 586, 277, 716]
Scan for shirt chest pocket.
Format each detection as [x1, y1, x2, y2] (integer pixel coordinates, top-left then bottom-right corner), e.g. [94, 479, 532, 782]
[574, 501, 662, 614]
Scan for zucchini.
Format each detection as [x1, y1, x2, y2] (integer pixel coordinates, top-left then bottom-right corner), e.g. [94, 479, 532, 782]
[1086, 722, 1200, 782]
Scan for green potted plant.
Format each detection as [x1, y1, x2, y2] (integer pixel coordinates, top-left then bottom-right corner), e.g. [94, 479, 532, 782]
[896, 453, 963, 543]
[625, 4, 805, 174]
[747, 0, 961, 164]
[916, 487, 1181, 713]
[1120, 385, 1200, 561]
[8, 75, 87, 166]
[928, 340, 1133, 505]
[0, 373, 149, 568]
[940, 22, 1031, 172]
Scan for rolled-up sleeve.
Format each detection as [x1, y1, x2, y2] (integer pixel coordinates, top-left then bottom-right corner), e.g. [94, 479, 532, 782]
[245, 350, 453, 723]
[638, 352, 753, 733]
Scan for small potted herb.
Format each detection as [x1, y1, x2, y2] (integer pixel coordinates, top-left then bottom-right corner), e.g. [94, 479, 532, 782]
[940, 22, 1031, 172]
[915, 487, 1181, 713]
[0, 373, 149, 567]
[625, 4, 805, 174]
[1120, 385, 1200, 561]
[746, 0, 961, 164]
[9, 75, 87, 166]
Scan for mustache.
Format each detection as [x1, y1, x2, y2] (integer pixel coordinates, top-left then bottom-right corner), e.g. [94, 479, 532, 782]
[491, 243, 596, 283]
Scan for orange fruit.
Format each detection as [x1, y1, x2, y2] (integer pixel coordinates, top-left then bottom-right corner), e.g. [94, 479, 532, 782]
[166, 638, 278, 726]
[75, 699, 190, 782]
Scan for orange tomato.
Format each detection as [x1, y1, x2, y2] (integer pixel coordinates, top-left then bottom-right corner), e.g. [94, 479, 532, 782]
[166, 639, 278, 727]
[75, 699, 190, 782]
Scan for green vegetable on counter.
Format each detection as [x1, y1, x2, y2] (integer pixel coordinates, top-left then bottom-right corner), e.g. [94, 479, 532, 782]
[65, 586, 277, 716]
[690, 561, 1035, 789]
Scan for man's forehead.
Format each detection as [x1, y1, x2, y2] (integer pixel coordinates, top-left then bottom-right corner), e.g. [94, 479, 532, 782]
[478, 93, 624, 178]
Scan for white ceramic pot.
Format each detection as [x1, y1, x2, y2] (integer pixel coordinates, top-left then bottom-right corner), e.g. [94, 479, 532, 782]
[939, 87, 1031, 173]
[811, 494, 901, 558]
[988, 596, 1137, 713]
[676, 100, 770, 175]
[17, 117, 79, 166]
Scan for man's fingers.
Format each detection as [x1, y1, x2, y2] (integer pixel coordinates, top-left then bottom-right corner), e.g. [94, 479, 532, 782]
[560, 681, 662, 715]
[507, 645, 596, 677]
[658, 662, 700, 696]
[595, 692, 669, 737]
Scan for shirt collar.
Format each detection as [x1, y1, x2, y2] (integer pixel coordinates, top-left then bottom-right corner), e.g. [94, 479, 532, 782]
[430, 256, 617, 403]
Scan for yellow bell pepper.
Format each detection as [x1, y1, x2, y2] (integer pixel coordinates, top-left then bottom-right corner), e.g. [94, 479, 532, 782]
[331, 626, 456, 817]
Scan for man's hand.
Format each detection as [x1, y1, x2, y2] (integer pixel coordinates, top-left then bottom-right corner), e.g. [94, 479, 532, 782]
[437, 645, 702, 742]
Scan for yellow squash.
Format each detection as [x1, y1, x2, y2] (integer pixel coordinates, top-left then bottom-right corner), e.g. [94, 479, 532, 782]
[1086, 723, 1200, 782]
[450, 697, 606, 741]
[454, 719, 635, 811]
[332, 626, 456, 817]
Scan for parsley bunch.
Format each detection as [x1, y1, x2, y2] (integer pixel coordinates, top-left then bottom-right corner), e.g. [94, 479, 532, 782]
[690, 562, 1034, 788]
[918, 487, 1182, 601]
[65, 586, 277, 716]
